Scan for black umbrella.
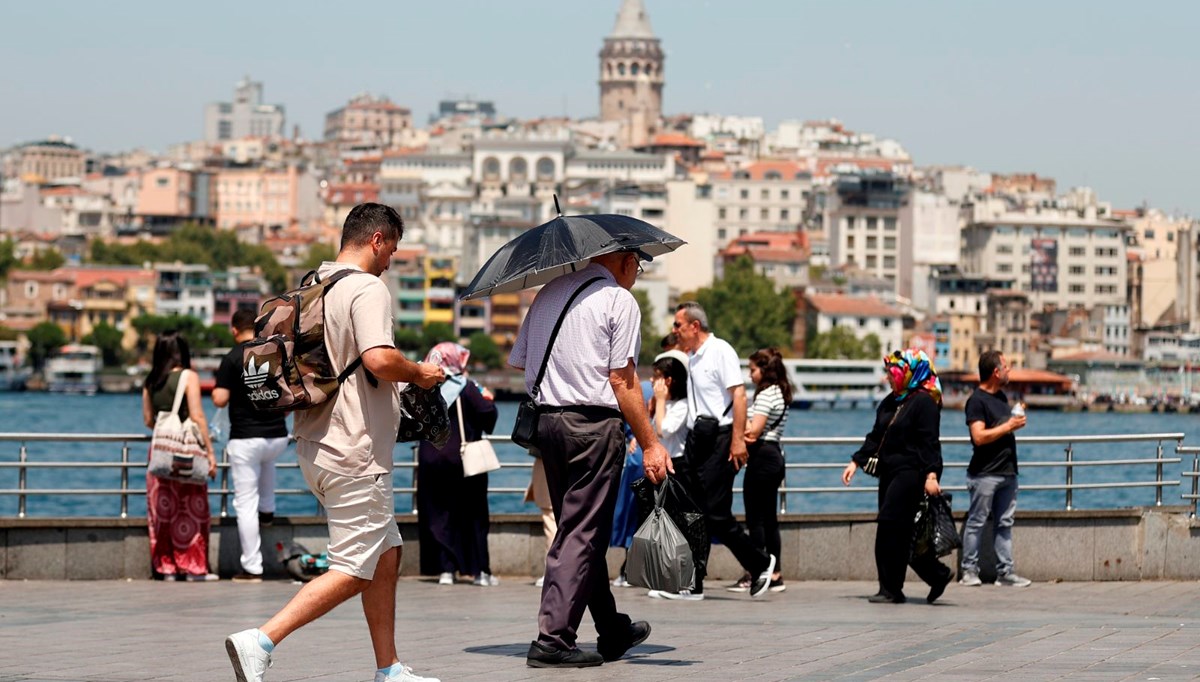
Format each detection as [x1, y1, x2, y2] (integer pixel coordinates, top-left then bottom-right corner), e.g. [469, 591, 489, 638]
[460, 196, 685, 300]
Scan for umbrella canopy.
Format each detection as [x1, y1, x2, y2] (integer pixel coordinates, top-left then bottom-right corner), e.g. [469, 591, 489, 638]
[459, 209, 685, 300]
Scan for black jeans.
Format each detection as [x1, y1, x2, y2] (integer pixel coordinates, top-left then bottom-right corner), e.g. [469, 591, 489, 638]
[679, 425, 771, 594]
[875, 468, 952, 597]
[744, 440, 785, 568]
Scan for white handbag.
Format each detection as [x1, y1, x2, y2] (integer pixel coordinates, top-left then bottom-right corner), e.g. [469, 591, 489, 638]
[457, 396, 500, 477]
[147, 369, 209, 485]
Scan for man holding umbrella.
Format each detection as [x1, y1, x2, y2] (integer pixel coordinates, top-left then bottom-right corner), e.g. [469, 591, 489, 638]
[510, 248, 671, 668]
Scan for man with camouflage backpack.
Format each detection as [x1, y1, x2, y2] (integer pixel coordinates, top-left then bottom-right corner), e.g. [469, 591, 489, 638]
[226, 203, 444, 682]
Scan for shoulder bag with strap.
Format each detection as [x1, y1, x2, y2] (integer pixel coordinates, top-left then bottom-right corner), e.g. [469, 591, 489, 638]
[457, 393, 501, 477]
[147, 369, 209, 485]
[862, 402, 905, 477]
[510, 276, 605, 450]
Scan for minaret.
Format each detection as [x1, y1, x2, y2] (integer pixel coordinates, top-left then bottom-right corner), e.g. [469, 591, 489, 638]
[599, 0, 664, 148]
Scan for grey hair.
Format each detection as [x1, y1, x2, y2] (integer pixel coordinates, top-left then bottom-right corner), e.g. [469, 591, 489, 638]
[675, 301, 710, 332]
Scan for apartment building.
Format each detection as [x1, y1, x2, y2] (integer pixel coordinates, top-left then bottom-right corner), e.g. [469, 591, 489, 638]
[203, 77, 285, 143]
[825, 171, 910, 297]
[324, 93, 414, 152]
[709, 161, 812, 249]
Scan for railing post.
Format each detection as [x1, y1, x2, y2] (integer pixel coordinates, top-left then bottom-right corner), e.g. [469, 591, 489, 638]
[1192, 449, 1200, 518]
[411, 443, 419, 514]
[120, 442, 130, 519]
[1064, 442, 1074, 511]
[779, 467, 788, 515]
[1155, 440, 1164, 506]
[219, 446, 230, 518]
[17, 442, 27, 519]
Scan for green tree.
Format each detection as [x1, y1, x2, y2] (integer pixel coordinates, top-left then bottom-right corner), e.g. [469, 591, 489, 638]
[421, 322, 456, 351]
[631, 288, 662, 366]
[27, 321, 67, 370]
[394, 327, 424, 353]
[0, 238, 17, 279]
[27, 248, 65, 271]
[808, 326, 882, 360]
[693, 256, 795, 357]
[81, 322, 126, 367]
[0, 325, 18, 342]
[131, 314, 233, 353]
[301, 243, 337, 272]
[467, 332, 502, 370]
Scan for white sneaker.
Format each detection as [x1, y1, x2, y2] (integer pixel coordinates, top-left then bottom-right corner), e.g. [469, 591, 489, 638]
[534, 576, 544, 588]
[996, 572, 1032, 587]
[611, 575, 630, 588]
[225, 629, 272, 682]
[750, 554, 777, 599]
[647, 589, 704, 601]
[374, 664, 440, 682]
[186, 573, 220, 582]
[473, 572, 499, 587]
[959, 571, 982, 587]
[437, 572, 454, 586]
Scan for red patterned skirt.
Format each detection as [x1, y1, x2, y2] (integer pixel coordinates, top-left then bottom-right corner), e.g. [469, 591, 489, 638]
[146, 457, 211, 576]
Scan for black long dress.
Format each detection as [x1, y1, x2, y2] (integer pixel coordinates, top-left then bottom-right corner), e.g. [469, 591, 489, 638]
[417, 380, 499, 576]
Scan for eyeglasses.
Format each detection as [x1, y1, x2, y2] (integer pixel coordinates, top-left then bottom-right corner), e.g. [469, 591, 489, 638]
[636, 262, 644, 277]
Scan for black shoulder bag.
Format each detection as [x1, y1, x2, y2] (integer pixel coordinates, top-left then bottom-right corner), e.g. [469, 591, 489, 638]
[510, 276, 605, 450]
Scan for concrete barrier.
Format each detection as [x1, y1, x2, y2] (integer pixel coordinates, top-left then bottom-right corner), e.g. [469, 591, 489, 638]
[3, 507, 1199, 581]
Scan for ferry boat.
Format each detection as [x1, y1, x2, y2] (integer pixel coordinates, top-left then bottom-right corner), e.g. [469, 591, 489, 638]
[45, 344, 102, 395]
[743, 358, 888, 410]
[0, 341, 30, 391]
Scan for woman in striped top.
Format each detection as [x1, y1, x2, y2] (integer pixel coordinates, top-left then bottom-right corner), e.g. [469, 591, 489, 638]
[734, 347, 792, 593]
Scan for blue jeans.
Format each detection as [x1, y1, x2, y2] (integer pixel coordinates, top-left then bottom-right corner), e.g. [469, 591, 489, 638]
[961, 474, 1019, 576]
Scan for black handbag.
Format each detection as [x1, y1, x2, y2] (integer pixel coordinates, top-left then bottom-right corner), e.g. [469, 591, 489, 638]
[510, 276, 604, 450]
[396, 383, 451, 448]
[913, 493, 961, 559]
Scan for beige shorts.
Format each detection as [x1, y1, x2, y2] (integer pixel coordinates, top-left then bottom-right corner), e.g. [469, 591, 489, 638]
[298, 458, 403, 579]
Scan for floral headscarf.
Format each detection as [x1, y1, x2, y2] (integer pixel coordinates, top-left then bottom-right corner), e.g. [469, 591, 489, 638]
[884, 348, 942, 406]
[426, 342, 471, 406]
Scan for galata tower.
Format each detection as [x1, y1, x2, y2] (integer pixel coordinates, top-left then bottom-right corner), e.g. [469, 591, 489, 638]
[598, 0, 664, 147]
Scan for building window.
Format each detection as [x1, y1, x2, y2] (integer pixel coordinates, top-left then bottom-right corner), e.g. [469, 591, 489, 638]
[883, 236, 895, 250]
[780, 209, 789, 221]
[718, 208, 727, 220]
[718, 228, 727, 240]
[24, 281, 38, 299]
[883, 255, 896, 269]
[867, 217, 878, 231]
[1069, 284, 1085, 294]
[739, 208, 748, 219]
[997, 263, 1012, 273]
[760, 209, 769, 220]
[997, 244, 1013, 254]
[883, 217, 896, 231]
[1069, 265, 1085, 275]
[740, 189, 749, 200]
[1069, 246, 1086, 256]
[761, 189, 769, 200]
[866, 255, 877, 268]
[781, 190, 789, 200]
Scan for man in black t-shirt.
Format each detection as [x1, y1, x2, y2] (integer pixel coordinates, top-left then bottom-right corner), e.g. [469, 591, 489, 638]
[962, 350, 1031, 588]
[213, 309, 290, 583]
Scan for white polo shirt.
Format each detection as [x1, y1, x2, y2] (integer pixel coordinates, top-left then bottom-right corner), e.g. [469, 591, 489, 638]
[508, 263, 641, 410]
[686, 334, 743, 428]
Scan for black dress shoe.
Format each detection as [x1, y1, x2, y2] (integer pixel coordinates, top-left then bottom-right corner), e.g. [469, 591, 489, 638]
[927, 572, 953, 604]
[597, 621, 651, 662]
[526, 641, 604, 668]
[867, 590, 906, 604]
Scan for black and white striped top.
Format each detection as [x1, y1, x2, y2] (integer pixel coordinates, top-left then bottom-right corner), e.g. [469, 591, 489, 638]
[750, 384, 788, 443]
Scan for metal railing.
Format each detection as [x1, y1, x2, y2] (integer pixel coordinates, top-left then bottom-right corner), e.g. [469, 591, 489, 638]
[0, 431, 1192, 518]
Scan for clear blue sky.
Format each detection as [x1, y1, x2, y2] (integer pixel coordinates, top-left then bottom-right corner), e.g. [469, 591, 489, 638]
[1, 1, 1196, 215]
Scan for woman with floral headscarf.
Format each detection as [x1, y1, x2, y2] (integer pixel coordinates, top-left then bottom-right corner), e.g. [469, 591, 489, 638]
[417, 342, 499, 586]
[841, 349, 953, 604]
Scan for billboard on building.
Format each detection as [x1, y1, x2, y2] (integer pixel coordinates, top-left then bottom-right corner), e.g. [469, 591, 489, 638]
[1030, 238, 1058, 292]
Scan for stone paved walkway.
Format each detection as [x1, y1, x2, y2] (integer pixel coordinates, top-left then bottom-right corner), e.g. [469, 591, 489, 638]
[1, 579, 1199, 681]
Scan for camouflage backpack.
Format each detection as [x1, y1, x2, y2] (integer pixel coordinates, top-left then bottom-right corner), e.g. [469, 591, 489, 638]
[242, 268, 377, 412]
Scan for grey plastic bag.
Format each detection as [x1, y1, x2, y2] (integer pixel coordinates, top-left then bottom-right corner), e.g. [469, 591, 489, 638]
[626, 482, 695, 593]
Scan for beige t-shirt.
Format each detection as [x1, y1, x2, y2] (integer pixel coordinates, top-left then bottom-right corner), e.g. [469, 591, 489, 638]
[294, 262, 401, 477]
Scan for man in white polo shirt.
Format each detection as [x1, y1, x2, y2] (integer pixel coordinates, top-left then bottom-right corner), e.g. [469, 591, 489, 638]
[511, 249, 670, 669]
[670, 301, 776, 600]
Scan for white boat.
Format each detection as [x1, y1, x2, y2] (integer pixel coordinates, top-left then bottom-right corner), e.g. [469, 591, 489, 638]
[45, 344, 102, 395]
[743, 358, 887, 410]
[0, 341, 30, 391]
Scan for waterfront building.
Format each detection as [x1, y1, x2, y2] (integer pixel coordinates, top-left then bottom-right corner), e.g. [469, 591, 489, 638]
[824, 171, 910, 297]
[2, 137, 86, 184]
[926, 266, 1014, 317]
[709, 160, 813, 249]
[154, 263, 214, 325]
[978, 289, 1031, 369]
[203, 76, 285, 143]
[423, 254, 456, 328]
[324, 93, 414, 153]
[211, 267, 270, 328]
[599, 0, 665, 148]
[794, 292, 904, 358]
[384, 247, 427, 333]
[0, 270, 77, 333]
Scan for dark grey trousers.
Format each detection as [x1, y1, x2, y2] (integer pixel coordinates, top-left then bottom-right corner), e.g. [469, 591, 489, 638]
[534, 407, 632, 651]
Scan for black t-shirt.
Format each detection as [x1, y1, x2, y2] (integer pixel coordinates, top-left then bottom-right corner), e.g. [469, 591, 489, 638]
[964, 388, 1018, 476]
[215, 342, 289, 440]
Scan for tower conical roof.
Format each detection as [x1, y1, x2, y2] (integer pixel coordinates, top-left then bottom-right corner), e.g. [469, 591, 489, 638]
[609, 0, 655, 39]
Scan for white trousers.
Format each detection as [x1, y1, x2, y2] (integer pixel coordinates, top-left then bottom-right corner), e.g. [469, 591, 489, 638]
[227, 436, 289, 574]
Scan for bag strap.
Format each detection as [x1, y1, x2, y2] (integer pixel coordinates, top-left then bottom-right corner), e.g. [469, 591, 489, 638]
[530, 276, 605, 400]
[871, 401, 906, 460]
[455, 394, 468, 452]
[316, 267, 379, 389]
[170, 369, 191, 417]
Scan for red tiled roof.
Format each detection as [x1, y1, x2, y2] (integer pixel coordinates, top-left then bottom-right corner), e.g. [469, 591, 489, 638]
[805, 293, 902, 318]
[813, 157, 902, 177]
[951, 368, 1074, 385]
[381, 146, 428, 157]
[1054, 351, 1134, 363]
[61, 267, 155, 289]
[7, 269, 75, 284]
[644, 133, 703, 148]
[712, 160, 810, 181]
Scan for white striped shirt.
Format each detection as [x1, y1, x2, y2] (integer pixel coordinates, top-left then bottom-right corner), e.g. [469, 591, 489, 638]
[508, 264, 641, 410]
[750, 384, 788, 443]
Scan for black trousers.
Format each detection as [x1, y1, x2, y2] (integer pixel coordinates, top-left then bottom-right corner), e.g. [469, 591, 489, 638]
[744, 440, 785, 567]
[534, 407, 631, 651]
[875, 468, 953, 597]
[679, 425, 771, 594]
